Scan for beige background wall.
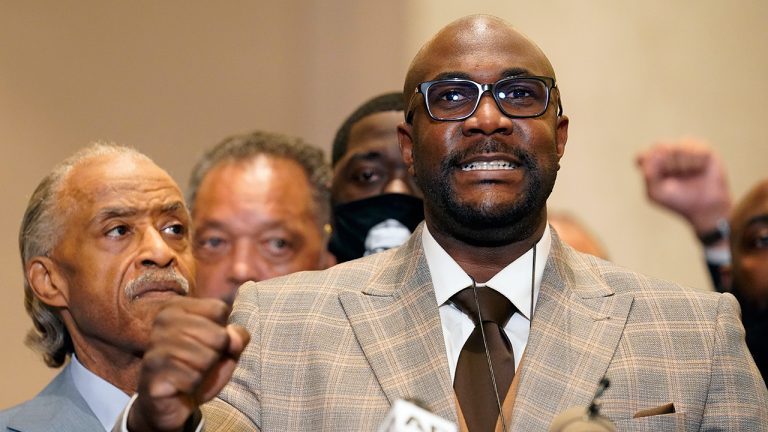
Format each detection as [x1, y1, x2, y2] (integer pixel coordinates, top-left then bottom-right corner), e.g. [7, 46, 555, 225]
[1, 1, 766, 407]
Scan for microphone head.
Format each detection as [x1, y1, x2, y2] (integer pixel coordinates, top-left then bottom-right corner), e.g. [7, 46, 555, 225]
[549, 406, 616, 432]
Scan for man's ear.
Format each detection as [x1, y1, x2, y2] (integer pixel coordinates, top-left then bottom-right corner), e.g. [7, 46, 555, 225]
[397, 122, 416, 177]
[555, 114, 569, 160]
[319, 224, 338, 270]
[27, 256, 69, 308]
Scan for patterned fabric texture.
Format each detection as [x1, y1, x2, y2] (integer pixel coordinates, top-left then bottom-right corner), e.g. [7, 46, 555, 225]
[206, 223, 767, 431]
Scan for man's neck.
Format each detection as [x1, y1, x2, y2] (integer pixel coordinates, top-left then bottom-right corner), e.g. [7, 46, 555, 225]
[72, 340, 141, 395]
[427, 220, 546, 283]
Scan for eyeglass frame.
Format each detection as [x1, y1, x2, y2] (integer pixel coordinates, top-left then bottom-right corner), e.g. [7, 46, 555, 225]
[405, 76, 563, 123]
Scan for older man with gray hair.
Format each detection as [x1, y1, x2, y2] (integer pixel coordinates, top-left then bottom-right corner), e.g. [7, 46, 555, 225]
[187, 130, 335, 305]
[0, 143, 200, 431]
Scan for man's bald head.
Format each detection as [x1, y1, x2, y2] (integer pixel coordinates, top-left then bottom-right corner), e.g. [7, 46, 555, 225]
[403, 14, 556, 113]
[396, 13, 569, 250]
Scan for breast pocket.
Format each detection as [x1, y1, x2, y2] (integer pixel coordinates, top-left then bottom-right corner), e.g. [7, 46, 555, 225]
[613, 412, 686, 431]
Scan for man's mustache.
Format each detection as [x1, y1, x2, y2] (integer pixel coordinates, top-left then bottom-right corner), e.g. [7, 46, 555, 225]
[124, 268, 190, 299]
[444, 139, 534, 170]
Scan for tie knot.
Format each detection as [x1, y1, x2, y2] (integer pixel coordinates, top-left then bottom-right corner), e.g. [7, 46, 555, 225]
[451, 286, 516, 326]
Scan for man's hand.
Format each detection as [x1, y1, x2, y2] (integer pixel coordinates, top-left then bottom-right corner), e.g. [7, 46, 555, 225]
[636, 137, 732, 235]
[127, 297, 250, 431]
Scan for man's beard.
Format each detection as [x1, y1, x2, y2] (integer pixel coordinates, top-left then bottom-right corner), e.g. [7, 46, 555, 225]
[415, 139, 557, 246]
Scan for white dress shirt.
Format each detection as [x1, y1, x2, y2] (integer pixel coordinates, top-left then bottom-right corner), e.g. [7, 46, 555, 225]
[423, 224, 551, 381]
[70, 354, 131, 431]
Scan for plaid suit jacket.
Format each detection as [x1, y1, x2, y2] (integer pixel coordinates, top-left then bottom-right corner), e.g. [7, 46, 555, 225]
[208, 224, 767, 431]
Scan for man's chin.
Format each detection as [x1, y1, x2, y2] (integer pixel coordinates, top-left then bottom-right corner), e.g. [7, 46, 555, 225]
[439, 201, 544, 245]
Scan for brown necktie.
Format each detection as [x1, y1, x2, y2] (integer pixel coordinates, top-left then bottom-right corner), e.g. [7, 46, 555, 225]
[452, 286, 517, 432]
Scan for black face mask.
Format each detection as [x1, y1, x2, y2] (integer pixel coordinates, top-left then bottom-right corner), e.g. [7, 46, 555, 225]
[329, 193, 424, 263]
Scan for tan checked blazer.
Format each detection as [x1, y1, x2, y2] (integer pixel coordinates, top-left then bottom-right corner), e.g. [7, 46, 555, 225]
[206, 224, 767, 431]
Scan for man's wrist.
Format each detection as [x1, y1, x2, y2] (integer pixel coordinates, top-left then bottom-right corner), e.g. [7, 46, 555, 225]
[120, 394, 139, 432]
[697, 218, 730, 247]
[121, 393, 204, 432]
[705, 245, 731, 266]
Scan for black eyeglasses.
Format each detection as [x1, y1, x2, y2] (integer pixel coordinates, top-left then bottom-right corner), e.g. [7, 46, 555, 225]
[407, 76, 561, 122]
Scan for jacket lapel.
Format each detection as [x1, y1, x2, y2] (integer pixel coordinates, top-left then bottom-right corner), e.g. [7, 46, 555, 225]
[338, 225, 457, 423]
[8, 363, 104, 432]
[510, 236, 634, 430]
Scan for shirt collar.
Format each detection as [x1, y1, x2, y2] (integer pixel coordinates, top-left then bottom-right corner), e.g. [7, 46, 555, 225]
[424, 223, 551, 320]
[69, 354, 131, 431]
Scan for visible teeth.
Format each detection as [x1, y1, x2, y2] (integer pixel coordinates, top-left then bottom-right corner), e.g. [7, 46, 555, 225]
[461, 160, 517, 171]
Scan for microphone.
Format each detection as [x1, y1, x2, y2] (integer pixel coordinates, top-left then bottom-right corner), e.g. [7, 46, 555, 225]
[377, 399, 458, 432]
[549, 378, 616, 432]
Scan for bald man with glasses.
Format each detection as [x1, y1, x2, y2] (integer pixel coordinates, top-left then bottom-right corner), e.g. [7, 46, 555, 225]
[123, 15, 766, 432]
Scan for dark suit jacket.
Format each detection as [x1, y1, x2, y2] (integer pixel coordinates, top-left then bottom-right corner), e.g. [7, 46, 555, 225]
[206, 225, 767, 431]
[0, 363, 104, 432]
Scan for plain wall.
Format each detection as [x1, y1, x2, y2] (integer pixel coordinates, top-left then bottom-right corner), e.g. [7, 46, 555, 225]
[2, 1, 766, 407]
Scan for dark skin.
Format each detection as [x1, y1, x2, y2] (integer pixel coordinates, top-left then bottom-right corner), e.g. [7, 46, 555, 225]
[128, 15, 566, 430]
[331, 111, 421, 204]
[398, 16, 569, 282]
[129, 297, 248, 431]
[729, 179, 768, 309]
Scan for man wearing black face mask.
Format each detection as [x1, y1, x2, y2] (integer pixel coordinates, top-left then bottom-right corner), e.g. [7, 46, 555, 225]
[329, 92, 424, 262]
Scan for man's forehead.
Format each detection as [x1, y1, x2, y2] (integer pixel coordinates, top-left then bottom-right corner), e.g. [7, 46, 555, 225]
[63, 153, 183, 211]
[197, 156, 314, 210]
[431, 39, 548, 75]
[407, 16, 554, 88]
[69, 153, 169, 183]
[347, 111, 401, 149]
[733, 180, 768, 228]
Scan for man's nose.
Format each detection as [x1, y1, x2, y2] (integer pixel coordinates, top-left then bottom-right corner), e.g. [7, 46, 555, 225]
[137, 228, 175, 268]
[463, 93, 513, 136]
[227, 242, 263, 286]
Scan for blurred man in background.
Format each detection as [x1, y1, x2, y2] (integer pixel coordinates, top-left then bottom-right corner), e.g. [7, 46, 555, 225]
[329, 92, 424, 262]
[188, 130, 335, 305]
[725, 179, 768, 378]
[548, 210, 609, 259]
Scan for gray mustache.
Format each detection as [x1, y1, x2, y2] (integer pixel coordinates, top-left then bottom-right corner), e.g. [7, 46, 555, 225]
[124, 268, 190, 299]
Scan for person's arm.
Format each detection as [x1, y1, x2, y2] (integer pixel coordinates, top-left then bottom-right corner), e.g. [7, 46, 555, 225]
[700, 293, 768, 428]
[636, 138, 733, 290]
[122, 297, 250, 432]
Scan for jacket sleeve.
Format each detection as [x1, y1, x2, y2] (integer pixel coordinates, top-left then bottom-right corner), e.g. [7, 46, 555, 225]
[699, 293, 768, 430]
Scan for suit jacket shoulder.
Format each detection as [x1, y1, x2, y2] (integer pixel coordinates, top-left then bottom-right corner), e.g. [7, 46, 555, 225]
[0, 363, 103, 432]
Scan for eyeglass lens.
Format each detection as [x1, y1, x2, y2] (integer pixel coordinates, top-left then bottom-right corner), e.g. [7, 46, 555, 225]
[426, 78, 549, 120]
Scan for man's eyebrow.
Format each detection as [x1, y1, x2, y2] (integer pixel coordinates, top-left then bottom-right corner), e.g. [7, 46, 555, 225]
[500, 67, 535, 78]
[745, 214, 768, 228]
[160, 201, 186, 215]
[91, 201, 186, 225]
[431, 71, 473, 81]
[346, 150, 385, 163]
[429, 68, 535, 83]
[195, 220, 227, 232]
[89, 207, 138, 226]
